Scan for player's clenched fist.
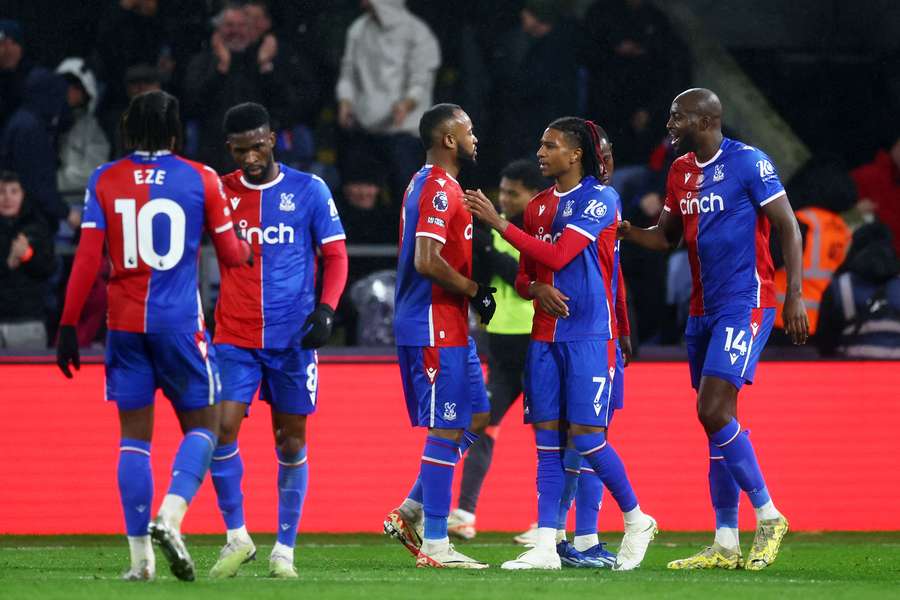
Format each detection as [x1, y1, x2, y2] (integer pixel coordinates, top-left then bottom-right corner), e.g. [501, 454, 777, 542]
[470, 284, 497, 325]
[56, 324, 80, 378]
[301, 303, 335, 349]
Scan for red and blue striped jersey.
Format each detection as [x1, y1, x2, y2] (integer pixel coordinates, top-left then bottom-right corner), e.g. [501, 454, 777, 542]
[214, 165, 346, 348]
[525, 175, 619, 342]
[81, 151, 234, 333]
[394, 165, 473, 347]
[663, 137, 784, 316]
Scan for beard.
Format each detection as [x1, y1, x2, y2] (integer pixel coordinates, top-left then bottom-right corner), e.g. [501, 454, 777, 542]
[242, 158, 273, 183]
[457, 144, 477, 165]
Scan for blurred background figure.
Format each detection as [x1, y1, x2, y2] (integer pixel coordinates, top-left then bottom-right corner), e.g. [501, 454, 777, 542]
[0, 65, 74, 232]
[852, 129, 900, 255]
[56, 58, 110, 199]
[0, 171, 54, 349]
[184, 1, 296, 173]
[335, 0, 440, 205]
[580, 0, 688, 165]
[490, 0, 578, 165]
[772, 157, 855, 342]
[816, 222, 900, 358]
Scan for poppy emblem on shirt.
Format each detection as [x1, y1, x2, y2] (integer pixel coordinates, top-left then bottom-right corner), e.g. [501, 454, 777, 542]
[433, 191, 449, 212]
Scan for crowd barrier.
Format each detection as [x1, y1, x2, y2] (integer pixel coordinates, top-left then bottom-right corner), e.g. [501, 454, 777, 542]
[1, 360, 897, 534]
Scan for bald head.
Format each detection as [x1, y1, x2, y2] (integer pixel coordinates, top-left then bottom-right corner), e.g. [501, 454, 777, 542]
[667, 88, 725, 157]
[674, 88, 722, 120]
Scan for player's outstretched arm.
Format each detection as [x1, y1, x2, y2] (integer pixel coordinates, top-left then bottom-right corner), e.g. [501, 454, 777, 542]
[618, 209, 682, 251]
[763, 194, 810, 345]
[414, 236, 496, 324]
[463, 189, 591, 271]
[57, 228, 105, 378]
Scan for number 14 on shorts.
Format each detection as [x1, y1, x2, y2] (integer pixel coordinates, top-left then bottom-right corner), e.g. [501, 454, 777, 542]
[723, 326, 748, 364]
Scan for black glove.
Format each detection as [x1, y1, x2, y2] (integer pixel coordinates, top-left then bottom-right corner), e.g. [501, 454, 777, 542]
[56, 325, 80, 379]
[470, 284, 497, 325]
[301, 303, 335, 349]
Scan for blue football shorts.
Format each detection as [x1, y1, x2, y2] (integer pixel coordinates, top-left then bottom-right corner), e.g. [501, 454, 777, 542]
[685, 306, 776, 390]
[398, 336, 489, 429]
[524, 338, 618, 427]
[216, 344, 319, 415]
[105, 330, 220, 411]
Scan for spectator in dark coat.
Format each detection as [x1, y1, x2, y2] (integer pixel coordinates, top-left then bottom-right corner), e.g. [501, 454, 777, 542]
[183, 3, 296, 173]
[817, 222, 900, 358]
[93, 0, 172, 120]
[0, 19, 33, 129]
[491, 1, 578, 164]
[0, 67, 75, 232]
[581, 0, 688, 164]
[0, 171, 55, 349]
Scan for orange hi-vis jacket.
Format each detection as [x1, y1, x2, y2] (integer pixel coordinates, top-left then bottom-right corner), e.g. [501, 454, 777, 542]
[775, 207, 850, 334]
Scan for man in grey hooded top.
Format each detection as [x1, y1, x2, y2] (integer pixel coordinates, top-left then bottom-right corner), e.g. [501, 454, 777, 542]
[335, 0, 441, 204]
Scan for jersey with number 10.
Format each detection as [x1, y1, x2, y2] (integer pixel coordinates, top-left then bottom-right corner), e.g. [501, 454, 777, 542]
[81, 151, 235, 333]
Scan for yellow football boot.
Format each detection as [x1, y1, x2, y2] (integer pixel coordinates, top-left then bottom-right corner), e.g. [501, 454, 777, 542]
[744, 515, 789, 570]
[667, 543, 742, 570]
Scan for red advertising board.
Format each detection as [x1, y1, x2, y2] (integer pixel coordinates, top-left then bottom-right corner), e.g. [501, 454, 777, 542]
[1, 361, 897, 534]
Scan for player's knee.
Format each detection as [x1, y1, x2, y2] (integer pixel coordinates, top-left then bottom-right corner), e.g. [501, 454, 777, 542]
[696, 399, 730, 434]
[276, 434, 305, 457]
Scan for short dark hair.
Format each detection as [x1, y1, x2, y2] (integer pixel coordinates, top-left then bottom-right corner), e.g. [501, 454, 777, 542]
[122, 90, 182, 152]
[418, 103, 462, 150]
[547, 116, 607, 180]
[500, 159, 547, 192]
[224, 102, 271, 136]
[0, 170, 20, 184]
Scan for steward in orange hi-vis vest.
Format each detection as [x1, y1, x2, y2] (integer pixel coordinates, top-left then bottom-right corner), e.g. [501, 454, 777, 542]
[775, 207, 850, 334]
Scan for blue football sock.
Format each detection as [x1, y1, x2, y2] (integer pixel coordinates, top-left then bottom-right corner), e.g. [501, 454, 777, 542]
[557, 447, 582, 530]
[535, 429, 566, 529]
[420, 436, 460, 540]
[709, 419, 771, 508]
[575, 466, 603, 536]
[167, 428, 215, 503]
[210, 442, 245, 530]
[709, 442, 740, 530]
[573, 432, 638, 513]
[276, 446, 309, 547]
[407, 429, 479, 507]
[118, 439, 153, 536]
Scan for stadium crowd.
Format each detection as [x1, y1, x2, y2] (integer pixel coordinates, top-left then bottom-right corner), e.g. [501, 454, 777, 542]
[0, 0, 898, 356]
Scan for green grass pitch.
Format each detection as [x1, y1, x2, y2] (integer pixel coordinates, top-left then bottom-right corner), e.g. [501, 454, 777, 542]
[2, 532, 898, 599]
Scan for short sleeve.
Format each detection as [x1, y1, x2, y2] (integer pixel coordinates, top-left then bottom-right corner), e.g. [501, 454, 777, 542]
[740, 148, 785, 208]
[415, 181, 459, 244]
[309, 175, 346, 246]
[80, 167, 106, 230]
[202, 167, 235, 234]
[565, 187, 617, 241]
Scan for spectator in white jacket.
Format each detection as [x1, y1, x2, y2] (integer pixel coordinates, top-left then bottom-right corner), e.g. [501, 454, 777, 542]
[56, 58, 110, 203]
[335, 0, 440, 205]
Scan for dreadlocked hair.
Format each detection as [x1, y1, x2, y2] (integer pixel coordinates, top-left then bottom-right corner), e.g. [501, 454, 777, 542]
[122, 90, 182, 153]
[546, 116, 608, 180]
